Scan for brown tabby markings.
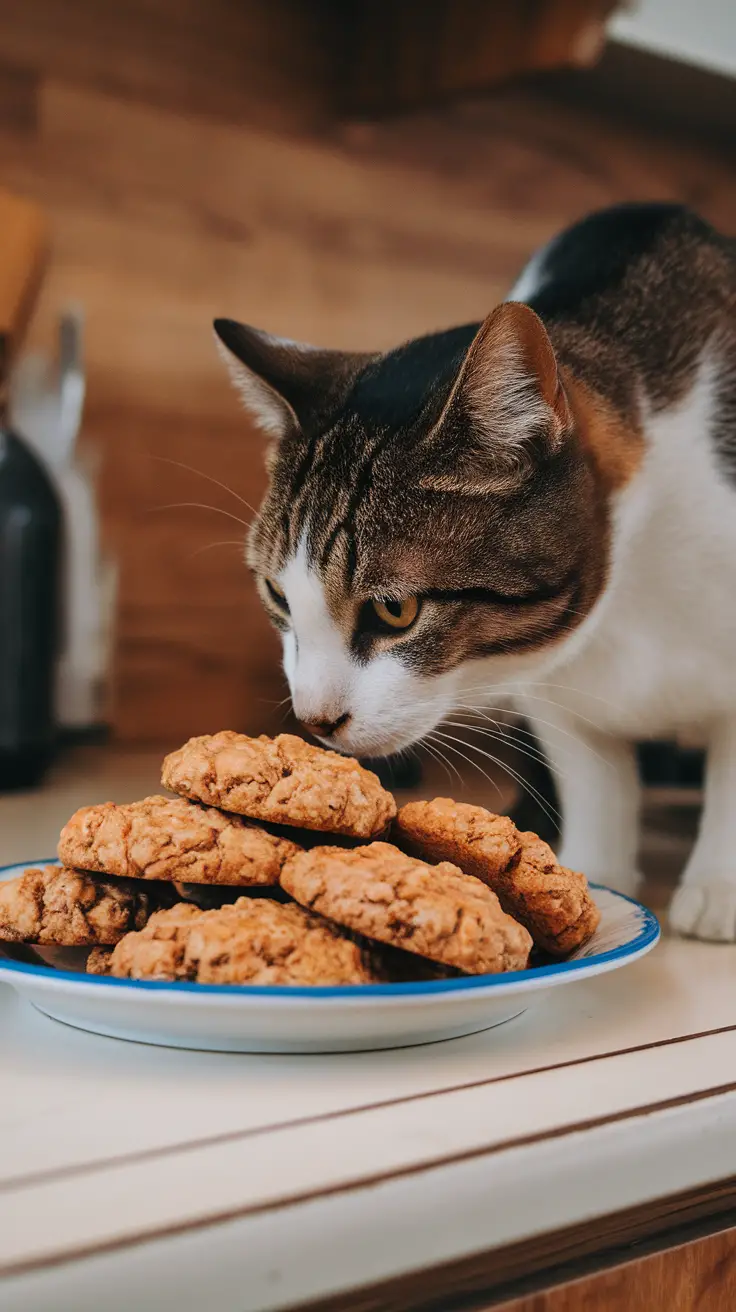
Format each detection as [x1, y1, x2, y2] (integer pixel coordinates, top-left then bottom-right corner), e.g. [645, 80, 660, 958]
[214, 205, 734, 680]
[564, 372, 644, 493]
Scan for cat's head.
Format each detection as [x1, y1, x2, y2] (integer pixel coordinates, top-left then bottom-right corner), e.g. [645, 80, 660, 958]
[214, 305, 607, 757]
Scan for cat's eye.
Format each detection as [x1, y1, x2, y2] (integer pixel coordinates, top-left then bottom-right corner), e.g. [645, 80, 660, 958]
[371, 596, 420, 631]
[265, 578, 289, 612]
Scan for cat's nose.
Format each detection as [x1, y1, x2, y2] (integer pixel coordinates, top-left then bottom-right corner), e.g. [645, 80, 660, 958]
[300, 712, 352, 740]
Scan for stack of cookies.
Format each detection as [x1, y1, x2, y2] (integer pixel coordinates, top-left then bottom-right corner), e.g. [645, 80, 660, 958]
[0, 731, 600, 986]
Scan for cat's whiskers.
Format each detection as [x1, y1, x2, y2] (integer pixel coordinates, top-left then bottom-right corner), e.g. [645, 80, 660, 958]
[426, 730, 504, 801]
[264, 692, 296, 724]
[150, 456, 259, 517]
[461, 707, 581, 767]
[432, 727, 561, 828]
[259, 692, 293, 709]
[420, 736, 459, 786]
[391, 691, 612, 773]
[453, 703, 616, 775]
[458, 679, 625, 714]
[456, 708, 547, 746]
[438, 730, 562, 829]
[152, 502, 253, 531]
[187, 539, 246, 561]
[478, 690, 614, 738]
[439, 718, 570, 785]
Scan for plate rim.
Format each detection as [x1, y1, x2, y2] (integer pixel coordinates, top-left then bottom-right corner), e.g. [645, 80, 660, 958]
[0, 859, 660, 1002]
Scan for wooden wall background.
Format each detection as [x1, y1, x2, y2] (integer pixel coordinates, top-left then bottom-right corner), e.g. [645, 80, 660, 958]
[0, 0, 732, 742]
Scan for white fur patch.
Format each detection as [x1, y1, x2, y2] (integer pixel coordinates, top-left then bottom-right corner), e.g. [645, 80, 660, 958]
[538, 354, 735, 735]
[277, 539, 460, 757]
[505, 235, 559, 304]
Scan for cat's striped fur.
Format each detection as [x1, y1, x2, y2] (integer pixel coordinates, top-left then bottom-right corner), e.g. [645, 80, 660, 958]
[215, 203, 736, 941]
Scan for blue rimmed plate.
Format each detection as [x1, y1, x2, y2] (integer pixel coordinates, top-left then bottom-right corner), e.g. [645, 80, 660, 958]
[0, 860, 659, 1052]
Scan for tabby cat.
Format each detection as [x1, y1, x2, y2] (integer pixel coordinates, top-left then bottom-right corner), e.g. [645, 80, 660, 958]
[215, 203, 736, 942]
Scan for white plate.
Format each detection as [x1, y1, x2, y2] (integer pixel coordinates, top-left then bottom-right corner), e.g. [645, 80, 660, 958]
[0, 860, 659, 1053]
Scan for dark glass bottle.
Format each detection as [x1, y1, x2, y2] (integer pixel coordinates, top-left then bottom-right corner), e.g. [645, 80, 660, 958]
[0, 426, 61, 789]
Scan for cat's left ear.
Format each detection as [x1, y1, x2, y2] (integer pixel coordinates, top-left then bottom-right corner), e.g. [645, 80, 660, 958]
[429, 301, 572, 490]
[213, 318, 374, 443]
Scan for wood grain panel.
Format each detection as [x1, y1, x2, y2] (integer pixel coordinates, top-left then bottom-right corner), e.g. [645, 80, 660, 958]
[0, 187, 46, 375]
[496, 1226, 736, 1311]
[0, 0, 332, 132]
[0, 0, 732, 740]
[87, 401, 285, 741]
[336, 0, 620, 116]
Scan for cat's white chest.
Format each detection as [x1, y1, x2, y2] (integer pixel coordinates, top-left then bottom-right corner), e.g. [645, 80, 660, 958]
[537, 357, 736, 738]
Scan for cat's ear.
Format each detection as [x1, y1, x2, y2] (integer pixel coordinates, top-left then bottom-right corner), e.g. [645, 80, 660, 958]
[427, 302, 572, 491]
[213, 318, 373, 442]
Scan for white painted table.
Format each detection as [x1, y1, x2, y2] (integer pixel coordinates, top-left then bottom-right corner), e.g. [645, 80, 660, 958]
[1, 752, 736, 1311]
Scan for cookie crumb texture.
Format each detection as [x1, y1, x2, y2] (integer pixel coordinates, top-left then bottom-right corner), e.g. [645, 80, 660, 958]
[59, 795, 299, 886]
[86, 947, 113, 974]
[281, 842, 532, 973]
[395, 798, 520, 881]
[161, 732, 396, 838]
[96, 899, 387, 985]
[0, 866, 159, 946]
[498, 833, 601, 956]
[395, 799, 599, 957]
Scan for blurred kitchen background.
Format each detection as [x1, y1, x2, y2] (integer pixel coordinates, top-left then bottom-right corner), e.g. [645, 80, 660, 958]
[0, 0, 734, 901]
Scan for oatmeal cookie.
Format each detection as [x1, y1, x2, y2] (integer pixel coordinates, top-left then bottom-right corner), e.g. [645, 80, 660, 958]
[161, 732, 396, 838]
[0, 866, 162, 947]
[281, 842, 532, 973]
[394, 800, 599, 956]
[495, 832, 600, 956]
[59, 795, 298, 886]
[88, 902, 202, 980]
[394, 798, 520, 883]
[93, 898, 387, 985]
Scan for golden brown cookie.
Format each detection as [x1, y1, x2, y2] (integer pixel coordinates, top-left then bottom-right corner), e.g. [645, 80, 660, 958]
[58, 795, 298, 887]
[394, 798, 520, 883]
[93, 898, 388, 985]
[161, 732, 396, 838]
[0, 866, 162, 947]
[394, 799, 599, 957]
[87, 902, 200, 980]
[495, 832, 601, 956]
[281, 842, 532, 974]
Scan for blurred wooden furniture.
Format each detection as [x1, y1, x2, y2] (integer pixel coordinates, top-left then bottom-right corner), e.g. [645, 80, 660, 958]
[0, 0, 732, 743]
[334, 0, 623, 115]
[497, 1231, 736, 1310]
[0, 189, 46, 384]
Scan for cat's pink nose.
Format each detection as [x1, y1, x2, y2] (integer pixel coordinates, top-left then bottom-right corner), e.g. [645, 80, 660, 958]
[300, 712, 352, 740]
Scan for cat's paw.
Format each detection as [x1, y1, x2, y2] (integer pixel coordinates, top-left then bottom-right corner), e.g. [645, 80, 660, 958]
[670, 881, 736, 942]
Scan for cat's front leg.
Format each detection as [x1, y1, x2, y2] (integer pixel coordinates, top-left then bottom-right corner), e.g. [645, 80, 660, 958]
[671, 715, 736, 942]
[517, 697, 641, 895]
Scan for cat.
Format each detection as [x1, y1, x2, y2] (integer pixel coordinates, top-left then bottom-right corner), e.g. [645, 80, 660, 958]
[214, 202, 736, 943]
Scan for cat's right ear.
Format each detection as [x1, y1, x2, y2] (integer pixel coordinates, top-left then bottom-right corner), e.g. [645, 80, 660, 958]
[213, 319, 373, 445]
[425, 302, 573, 492]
